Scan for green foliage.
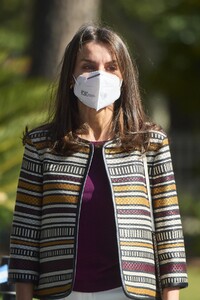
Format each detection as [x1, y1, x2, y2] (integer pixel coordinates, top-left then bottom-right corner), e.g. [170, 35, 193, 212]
[180, 264, 200, 300]
[179, 194, 200, 257]
[0, 27, 27, 53]
[180, 194, 200, 219]
[102, 0, 200, 131]
[0, 50, 50, 232]
[0, 0, 31, 33]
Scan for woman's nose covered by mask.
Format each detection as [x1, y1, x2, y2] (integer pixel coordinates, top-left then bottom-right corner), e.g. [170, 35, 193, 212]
[73, 70, 123, 111]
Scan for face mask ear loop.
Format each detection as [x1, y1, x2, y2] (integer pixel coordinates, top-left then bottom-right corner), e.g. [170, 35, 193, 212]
[73, 75, 78, 83]
[69, 75, 77, 89]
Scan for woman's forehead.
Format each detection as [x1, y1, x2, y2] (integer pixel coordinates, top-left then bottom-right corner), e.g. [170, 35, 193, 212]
[76, 41, 116, 63]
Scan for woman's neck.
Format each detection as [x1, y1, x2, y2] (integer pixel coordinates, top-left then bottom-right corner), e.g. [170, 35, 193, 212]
[78, 103, 114, 142]
[79, 128, 112, 142]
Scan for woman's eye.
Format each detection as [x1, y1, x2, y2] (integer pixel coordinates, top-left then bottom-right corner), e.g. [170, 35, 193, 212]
[106, 65, 118, 72]
[82, 65, 95, 71]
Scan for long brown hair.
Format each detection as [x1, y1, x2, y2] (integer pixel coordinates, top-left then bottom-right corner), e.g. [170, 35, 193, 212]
[45, 23, 156, 153]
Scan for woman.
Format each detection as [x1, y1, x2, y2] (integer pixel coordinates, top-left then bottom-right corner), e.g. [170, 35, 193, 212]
[8, 24, 188, 300]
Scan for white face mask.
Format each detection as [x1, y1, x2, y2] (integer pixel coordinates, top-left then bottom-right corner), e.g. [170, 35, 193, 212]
[73, 70, 122, 111]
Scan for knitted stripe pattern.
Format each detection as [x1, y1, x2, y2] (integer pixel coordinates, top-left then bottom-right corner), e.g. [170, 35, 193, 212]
[8, 130, 188, 300]
[104, 131, 188, 299]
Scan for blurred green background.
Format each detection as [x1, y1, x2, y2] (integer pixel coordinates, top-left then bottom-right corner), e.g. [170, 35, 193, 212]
[0, 0, 200, 298]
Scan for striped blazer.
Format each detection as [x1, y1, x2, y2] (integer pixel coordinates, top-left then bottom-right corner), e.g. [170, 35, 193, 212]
[8, 129, 188, 299]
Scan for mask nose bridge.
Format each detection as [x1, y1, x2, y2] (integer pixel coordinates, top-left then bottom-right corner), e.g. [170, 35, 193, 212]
[87, 72, 101, 80]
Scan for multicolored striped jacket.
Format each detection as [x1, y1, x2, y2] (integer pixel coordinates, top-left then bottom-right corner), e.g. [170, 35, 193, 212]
[8, 129, 188, 299]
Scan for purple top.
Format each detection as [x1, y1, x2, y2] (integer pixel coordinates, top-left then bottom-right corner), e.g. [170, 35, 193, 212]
[73, 142, 121, 292]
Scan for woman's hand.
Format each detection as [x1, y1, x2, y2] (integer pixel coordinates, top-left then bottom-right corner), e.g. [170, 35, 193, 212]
[162, 287, 180, 300]
[16, 282, 34, 300]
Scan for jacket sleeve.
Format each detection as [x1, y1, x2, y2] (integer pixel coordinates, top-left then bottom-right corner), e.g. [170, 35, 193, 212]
[150, 134, 188, 289]
[8, 135, 42, 284]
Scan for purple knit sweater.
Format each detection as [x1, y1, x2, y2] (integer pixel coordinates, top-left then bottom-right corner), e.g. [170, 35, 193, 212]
[73, 143, 121, 292]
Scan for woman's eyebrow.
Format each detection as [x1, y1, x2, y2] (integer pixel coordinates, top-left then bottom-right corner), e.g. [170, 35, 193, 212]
[80, 58, 96, 63]
[106, 59, 117, 63]
[80, 58, 118, 64]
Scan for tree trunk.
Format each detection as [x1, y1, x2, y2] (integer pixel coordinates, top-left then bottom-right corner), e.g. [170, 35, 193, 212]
[29, 0, 101, 79]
